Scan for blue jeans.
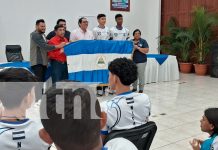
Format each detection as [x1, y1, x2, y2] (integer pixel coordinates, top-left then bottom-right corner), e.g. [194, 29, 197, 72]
[50, 60, 68, 83]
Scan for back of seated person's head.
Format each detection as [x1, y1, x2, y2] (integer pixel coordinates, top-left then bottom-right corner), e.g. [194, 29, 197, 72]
[40, 82, 103, 150]
[0, 68, 38, 110]
[108, 57, 137, 86]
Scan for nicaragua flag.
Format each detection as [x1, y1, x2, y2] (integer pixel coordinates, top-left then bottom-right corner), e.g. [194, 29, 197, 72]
[64, 40, 133, 83]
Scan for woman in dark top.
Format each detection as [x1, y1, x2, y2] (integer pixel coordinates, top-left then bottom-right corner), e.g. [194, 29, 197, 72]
[132, 29, 149, 93]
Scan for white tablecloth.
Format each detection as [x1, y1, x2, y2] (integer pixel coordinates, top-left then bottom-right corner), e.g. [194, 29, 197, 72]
[0, 55, 180, 84]
[145, 55, 179, 84]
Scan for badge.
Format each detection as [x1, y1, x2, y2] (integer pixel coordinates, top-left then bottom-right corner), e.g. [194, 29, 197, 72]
[97, 56, 106, 68]
[97, 32, 101, 36]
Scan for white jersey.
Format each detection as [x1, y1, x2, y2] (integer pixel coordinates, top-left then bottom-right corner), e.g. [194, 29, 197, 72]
[93, 26, 110, 40]
[0, 119, 49, 150]
[110, 26, 130, 41]
[101, 91, 151, 134]
[105, 138, 138, 150]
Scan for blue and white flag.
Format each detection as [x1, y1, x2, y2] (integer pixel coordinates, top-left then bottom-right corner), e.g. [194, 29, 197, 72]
[64, 40, 133, 83]
[12, 131, 25, 140]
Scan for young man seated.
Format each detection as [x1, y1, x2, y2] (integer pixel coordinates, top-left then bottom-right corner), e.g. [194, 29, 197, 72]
[39, 81, 137, 150]
[101, 58, 151, 137]
[0, 68, 50, 150]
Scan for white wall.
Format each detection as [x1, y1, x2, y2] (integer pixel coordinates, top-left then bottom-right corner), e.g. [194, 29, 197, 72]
[0, 0, 161, 62]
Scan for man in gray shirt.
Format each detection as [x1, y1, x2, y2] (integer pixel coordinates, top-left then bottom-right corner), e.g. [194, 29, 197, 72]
[30, 19, 65, 82]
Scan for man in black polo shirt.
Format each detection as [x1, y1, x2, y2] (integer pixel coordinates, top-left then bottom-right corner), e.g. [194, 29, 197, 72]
[47, 19, 71, 41]
[132, 29, 149, 93]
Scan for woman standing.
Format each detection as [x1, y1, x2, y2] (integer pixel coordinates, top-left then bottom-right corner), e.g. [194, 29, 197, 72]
[132, 29, 149, 93]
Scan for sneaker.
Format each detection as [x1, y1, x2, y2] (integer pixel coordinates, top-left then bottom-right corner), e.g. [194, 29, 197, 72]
[139, 90, 143, 93]
[132, 89, 137, 92]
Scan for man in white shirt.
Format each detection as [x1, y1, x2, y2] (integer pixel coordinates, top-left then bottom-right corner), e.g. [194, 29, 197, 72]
[110, 14, 130, 41]
[93, 14, 110, 40]
[93, 14, 111, 96]
[70, 17, 94, 41]
[101, 58, 151, 136]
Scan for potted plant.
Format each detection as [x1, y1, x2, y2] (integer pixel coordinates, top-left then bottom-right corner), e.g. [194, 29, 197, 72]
[191, 6, 218, 75]
[174, 30, 194, 73]
[160, 17, 183, 55]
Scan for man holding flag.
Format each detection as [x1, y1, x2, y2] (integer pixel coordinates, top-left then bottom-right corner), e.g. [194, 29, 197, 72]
[48, 24, 69, 83]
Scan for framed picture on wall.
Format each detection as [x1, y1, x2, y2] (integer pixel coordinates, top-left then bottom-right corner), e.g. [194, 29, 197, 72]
[110, 0, 130, 12]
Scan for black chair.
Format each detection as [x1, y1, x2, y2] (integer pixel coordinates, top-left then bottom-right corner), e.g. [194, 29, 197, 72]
[5, 45, 24, 62]
[103, 121, 157, 150]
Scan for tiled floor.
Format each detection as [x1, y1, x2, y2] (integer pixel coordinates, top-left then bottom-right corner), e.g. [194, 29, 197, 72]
[146, 73, 218, 150]
[28, 73, 218, 150]
[98, 73, 218, 150]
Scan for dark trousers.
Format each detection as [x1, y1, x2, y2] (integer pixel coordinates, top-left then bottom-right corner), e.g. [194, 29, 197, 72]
[31, 64, 47, 82]
[50, 60, 68, 83]
[31, 64, 47, 101]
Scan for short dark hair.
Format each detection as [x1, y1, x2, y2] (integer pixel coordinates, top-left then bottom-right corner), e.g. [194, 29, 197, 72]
[78, 17, 87, 26]
[115, 14, 123, 20]
[97, 14, 106, 20]
[204, 108, 218, 135]
[36, 19, 45, 25]
[40, 83, 101, 150]
[133, 29, 141, 36]
[57, 19, 66, 25]
[54, 24, 64, 31]
[0, 68, 38, 109]
[108, 58, 137, 86]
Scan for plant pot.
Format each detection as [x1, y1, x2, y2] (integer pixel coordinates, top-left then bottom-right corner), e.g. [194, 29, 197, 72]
[179, 62, 193, 73]
[194, 64, 208, 76]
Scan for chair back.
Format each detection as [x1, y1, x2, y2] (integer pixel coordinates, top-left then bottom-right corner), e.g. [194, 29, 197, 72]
[103, 121, 157, 150]
[6, 45, 23, 62]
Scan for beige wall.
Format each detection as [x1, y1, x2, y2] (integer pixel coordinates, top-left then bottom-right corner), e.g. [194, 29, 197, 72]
[0, 0, 161, 62]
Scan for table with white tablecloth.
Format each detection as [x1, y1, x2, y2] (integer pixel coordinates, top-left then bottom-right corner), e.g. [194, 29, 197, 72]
[0, 55, 180, 84]
[145, 55, 179, 84]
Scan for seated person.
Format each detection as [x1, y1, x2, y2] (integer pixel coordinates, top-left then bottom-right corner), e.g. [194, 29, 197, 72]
[190, 108, 218, 150]
[0, 68, 50, 150]
[39, 82, 137, 150]
[101, 58, 151, 137]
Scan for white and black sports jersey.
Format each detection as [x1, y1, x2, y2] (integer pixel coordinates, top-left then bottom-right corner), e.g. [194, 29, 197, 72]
[93, 26, 110, 40]
[0, 119, 50, 150]
[100, 91, 151, 135]
[110, 26, 130, 41]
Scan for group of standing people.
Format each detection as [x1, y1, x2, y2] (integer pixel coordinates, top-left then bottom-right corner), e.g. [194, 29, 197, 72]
[30, 13, 149, 93]
[30, 19, 68, 84]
